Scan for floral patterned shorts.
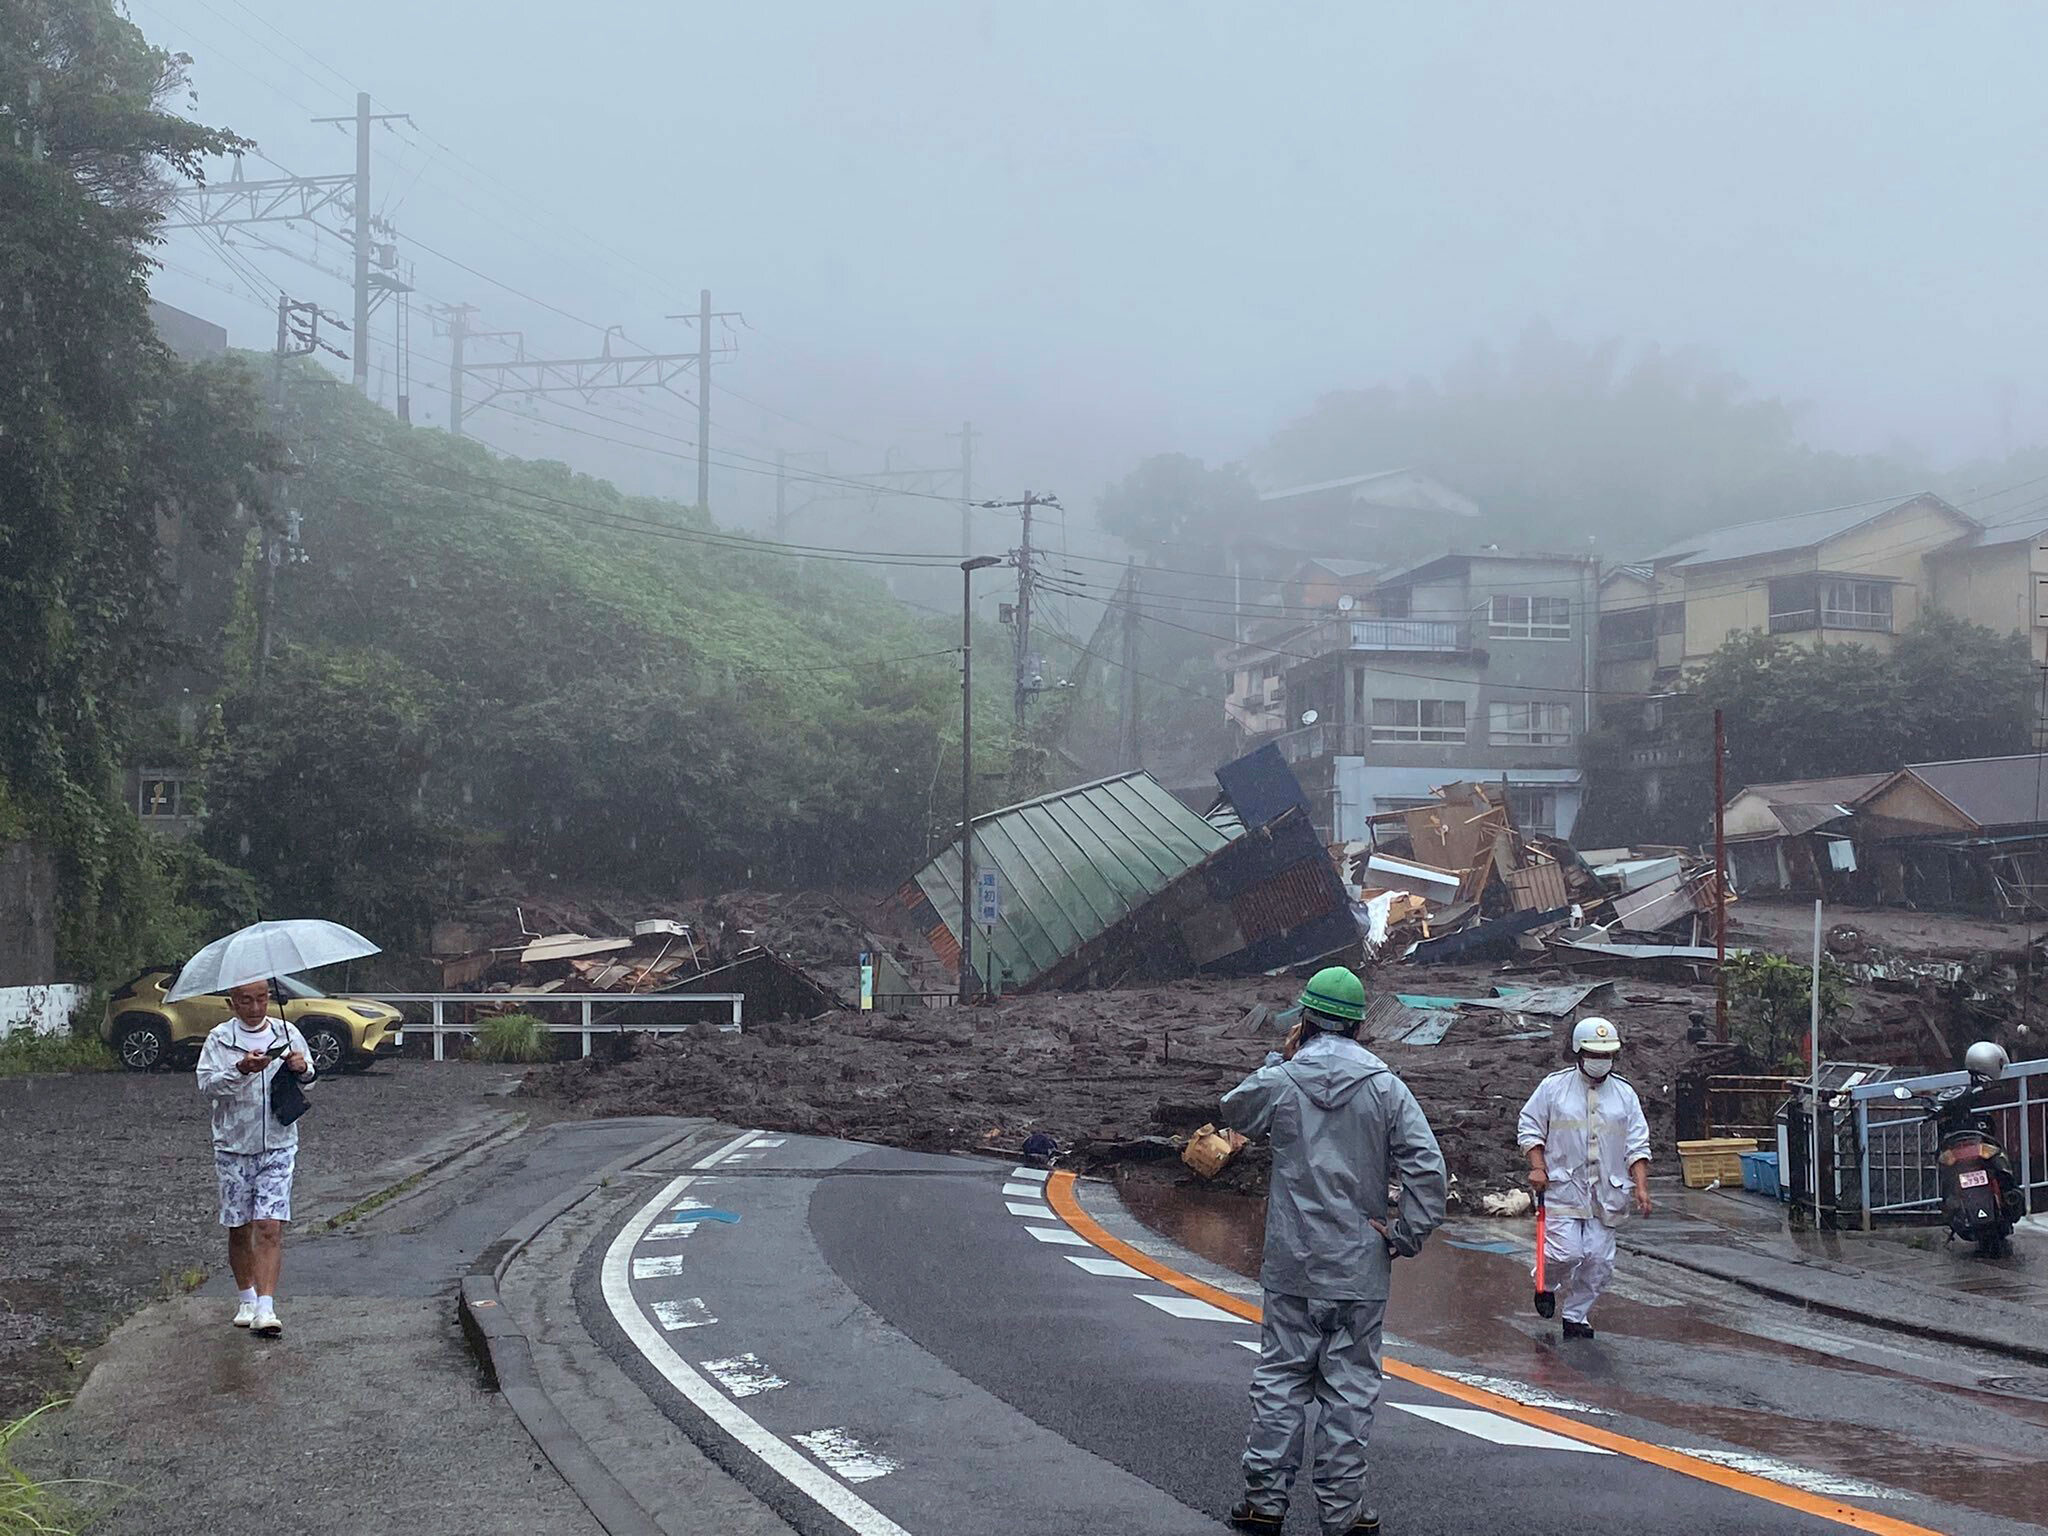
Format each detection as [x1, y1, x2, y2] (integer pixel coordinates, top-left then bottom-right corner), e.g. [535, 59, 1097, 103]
[215, 1147, 296, 1226]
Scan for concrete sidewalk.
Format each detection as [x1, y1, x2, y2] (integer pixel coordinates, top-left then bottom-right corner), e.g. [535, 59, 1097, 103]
[16, 1117, 793, 1536]
[1621, 1185, 2048, 1365]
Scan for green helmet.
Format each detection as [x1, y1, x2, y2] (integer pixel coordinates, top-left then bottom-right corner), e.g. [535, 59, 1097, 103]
[1298, 966, 1366, 1024]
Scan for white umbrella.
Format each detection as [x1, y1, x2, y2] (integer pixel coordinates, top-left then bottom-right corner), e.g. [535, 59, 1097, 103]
[165, 919, 382, 1002]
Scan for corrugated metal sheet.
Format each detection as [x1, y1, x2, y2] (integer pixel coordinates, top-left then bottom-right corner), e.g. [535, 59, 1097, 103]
[904, 772, 1235, 991]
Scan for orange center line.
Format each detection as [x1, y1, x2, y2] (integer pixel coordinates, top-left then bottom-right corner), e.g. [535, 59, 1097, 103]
[1044, 1170, 1944, 1536]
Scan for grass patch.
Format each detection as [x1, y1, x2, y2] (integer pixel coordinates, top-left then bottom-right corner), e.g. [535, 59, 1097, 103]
[467, 1012, 553, 1064]
[321, 1170, 426, 1231]
[0, 1034, 116, 1078]
[0, 1402, 97, 1534]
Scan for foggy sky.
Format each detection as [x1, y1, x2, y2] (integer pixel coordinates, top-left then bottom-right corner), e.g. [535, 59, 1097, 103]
[140, 0, 2048, 541]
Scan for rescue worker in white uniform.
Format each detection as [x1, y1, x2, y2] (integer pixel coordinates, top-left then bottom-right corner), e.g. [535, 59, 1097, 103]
[1516, 1017, 1653, 1339]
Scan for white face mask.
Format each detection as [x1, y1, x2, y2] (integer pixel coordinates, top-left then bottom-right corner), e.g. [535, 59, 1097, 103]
[1580, 1056, 1613, 1080]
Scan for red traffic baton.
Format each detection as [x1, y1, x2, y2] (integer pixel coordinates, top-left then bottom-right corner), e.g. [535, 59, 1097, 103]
[1533, 1187, 1556, 1319]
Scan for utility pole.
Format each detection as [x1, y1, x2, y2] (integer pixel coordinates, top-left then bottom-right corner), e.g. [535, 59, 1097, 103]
[309, 93, 412, 394]
[435, 304, 475, 437]
[1118, 561, 1142, 770]
[960, 555, 1003, 1003]
[775, 451, 787, 540]
[949, 420, 976, 558]
[258, 294, 345, 690]
[980, 490, 1061, 731]
[1714, 705, 1729, 1043]
[666, 291, 742, 512]
[697, 289, 711, 509]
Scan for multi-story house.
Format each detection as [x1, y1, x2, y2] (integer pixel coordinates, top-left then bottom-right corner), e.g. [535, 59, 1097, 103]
[1274, 552, 1599, 841]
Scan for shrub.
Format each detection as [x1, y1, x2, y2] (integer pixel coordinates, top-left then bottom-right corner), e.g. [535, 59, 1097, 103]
[1725, 951, 1849, 1072]
[1, 1403, 90, 1533]
[468, 1012, 553, 1064]
[0, 1033, 117, 1079]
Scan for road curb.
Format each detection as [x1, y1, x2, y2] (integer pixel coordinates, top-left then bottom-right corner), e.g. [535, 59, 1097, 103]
[1617, 1236, 2048, 1369]
[457, 1117, 725, 1536]
[301, 1105, 530, 1231]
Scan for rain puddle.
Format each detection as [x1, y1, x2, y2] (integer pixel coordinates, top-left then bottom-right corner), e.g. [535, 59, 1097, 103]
[1117, 1168, 2048, 1525]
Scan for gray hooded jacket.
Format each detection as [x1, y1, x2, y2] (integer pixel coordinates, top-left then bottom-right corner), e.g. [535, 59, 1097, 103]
[1222, 1031, 1448, 1301]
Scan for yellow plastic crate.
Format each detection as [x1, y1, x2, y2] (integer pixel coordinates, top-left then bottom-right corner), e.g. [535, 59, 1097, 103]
[1677, 1137, 1757, 1189]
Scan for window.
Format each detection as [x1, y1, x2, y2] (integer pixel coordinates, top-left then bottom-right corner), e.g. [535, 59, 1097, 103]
[1596, 607, 1653, 660]
[136, 775, 186, 819]
[1489, 594, 1571, 639]
[1768, 575, 1817, 633]
[1489, 701, 1573, 745]
[1509, 788, 1558, 835]
[1372, 697, 1466, 743]
[1377, 587, 1412, 619]
[1821, 578, 1892, 632]
[1656, 601, 1686, 636]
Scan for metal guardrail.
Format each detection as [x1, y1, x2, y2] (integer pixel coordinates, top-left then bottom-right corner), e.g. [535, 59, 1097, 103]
[361, 991, 744, 1060]
[1849, 1057, 2047, 1226]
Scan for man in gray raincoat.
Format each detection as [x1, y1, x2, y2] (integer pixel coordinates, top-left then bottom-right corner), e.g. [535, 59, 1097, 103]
[1221, 966, 1447, 1535]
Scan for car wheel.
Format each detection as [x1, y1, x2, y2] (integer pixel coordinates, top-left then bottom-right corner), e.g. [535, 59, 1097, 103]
[113, 1015, 171, 1072]
[299, 1019, 349, 1077]
[340, 1052, 374, 1074]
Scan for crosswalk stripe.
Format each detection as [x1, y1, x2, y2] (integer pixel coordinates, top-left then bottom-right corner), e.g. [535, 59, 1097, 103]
[1025, 1226, 1090, 1246]
[1387, 1402, 1612, 1453]
[1005, 1201, 1057, 1218]
[1065, 1255, 1145, 1279]
[1134, 1293, 1241, 1323]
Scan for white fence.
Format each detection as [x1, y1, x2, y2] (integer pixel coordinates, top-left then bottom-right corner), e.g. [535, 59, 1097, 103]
[1849, 1056, 2047, 1224]
[361, 992, 744, 1060]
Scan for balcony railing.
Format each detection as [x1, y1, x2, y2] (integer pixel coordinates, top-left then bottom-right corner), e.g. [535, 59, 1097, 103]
[1276, 722, 1373, 763]
[1334, 618, 1471, 654]
[1769, 608, 1893, 636]
[1597, 638, 1655, 662]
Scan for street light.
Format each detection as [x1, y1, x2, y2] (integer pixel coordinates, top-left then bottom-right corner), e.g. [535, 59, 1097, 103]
[960, 555, 1004, 1004]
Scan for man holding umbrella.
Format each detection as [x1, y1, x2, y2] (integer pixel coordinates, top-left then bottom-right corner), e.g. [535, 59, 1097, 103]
[175, 919, 379, 1339]
[198, 980, 315, 1336]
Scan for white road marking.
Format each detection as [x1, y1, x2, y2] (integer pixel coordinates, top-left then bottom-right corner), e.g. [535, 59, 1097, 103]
[652, 1297, 716, 1331]
[1005, 1201, 1057, 1219]
[1135, 1293, 1242, 1324]
[1675, 1450, 1906, 1500]
[1235, 1340, 1261, 1352]
[1438, 1372, 1611, 1416]
[1025, 1226, 1090, 1247]
[640, 1222, 701, 1243]
[1387, 1402, 1612, 1454]
[1001, 1182, 1043, 1198]
[792, 1428, 899, 1483]
[632, 1254, 690, 1279]
[1009, 1167, 1049, 1182]
[694, 1131, 761, 1170]
[1065, 1255, 1145, 1279]
[751, 1137, 787, 1146]
[602, 1171, 914, 1536]
[701, 1353, 788, 1399]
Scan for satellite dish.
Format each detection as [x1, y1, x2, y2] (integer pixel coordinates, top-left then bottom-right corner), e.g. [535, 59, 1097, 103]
[1300, 709, 1320, 727]
[1337, 594, 1356, 612]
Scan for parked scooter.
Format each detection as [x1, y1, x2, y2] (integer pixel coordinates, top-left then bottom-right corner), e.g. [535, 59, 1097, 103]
[1891, 1041, 2023, 1258]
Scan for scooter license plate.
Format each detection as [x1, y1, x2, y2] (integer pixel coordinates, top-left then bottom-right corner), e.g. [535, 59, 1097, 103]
[1959, 1169, 1991, 1189]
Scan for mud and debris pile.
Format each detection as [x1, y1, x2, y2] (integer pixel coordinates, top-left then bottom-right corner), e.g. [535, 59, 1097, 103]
[521, 965, 1718, 1202]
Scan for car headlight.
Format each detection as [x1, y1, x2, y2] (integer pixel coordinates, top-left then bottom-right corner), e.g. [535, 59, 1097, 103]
[347, 1004, 385, 1020]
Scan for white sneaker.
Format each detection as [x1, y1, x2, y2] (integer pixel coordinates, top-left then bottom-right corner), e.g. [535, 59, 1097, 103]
[252, 1305, 282, 1338]
[232, 1301, 257, 1329]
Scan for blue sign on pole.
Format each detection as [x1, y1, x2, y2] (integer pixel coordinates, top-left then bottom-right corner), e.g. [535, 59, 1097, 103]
[975, 870, 1002, 926]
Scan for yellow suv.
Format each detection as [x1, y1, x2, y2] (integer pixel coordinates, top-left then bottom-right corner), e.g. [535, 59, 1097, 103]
[101, 967, 404, 1074]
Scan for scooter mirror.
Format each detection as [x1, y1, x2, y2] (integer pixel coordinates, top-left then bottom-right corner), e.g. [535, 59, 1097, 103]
[1892, 1086, 1913, 1100]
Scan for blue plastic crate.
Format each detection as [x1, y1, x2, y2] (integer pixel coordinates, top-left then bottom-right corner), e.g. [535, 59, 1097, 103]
[1739, 1150, 1782, 1200]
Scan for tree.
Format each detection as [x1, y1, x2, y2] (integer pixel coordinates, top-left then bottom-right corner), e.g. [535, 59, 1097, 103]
[1725, 951, 1848, 1072]
[1253, 323, 1917, 556]
[1891, 611, 2035, 765]
[1095, 453, 1259, 560]
[0, 0, 280, 977]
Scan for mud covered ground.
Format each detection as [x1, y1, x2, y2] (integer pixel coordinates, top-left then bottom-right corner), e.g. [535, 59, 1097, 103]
[522, 965, 1723, 1204]
[0, 1062, 525, 1420]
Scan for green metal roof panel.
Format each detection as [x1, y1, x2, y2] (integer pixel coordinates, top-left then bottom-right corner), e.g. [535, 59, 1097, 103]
[909, 771, 1236, 989]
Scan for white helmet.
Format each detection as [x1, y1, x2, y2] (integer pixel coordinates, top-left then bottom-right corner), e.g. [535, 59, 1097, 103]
[1571, 1017, 1623, 1056]
[1965, 1040, 2009, 1082]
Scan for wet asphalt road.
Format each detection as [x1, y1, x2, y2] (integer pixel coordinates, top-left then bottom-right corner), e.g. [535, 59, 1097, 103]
[586, 1130, 2044, 1536]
